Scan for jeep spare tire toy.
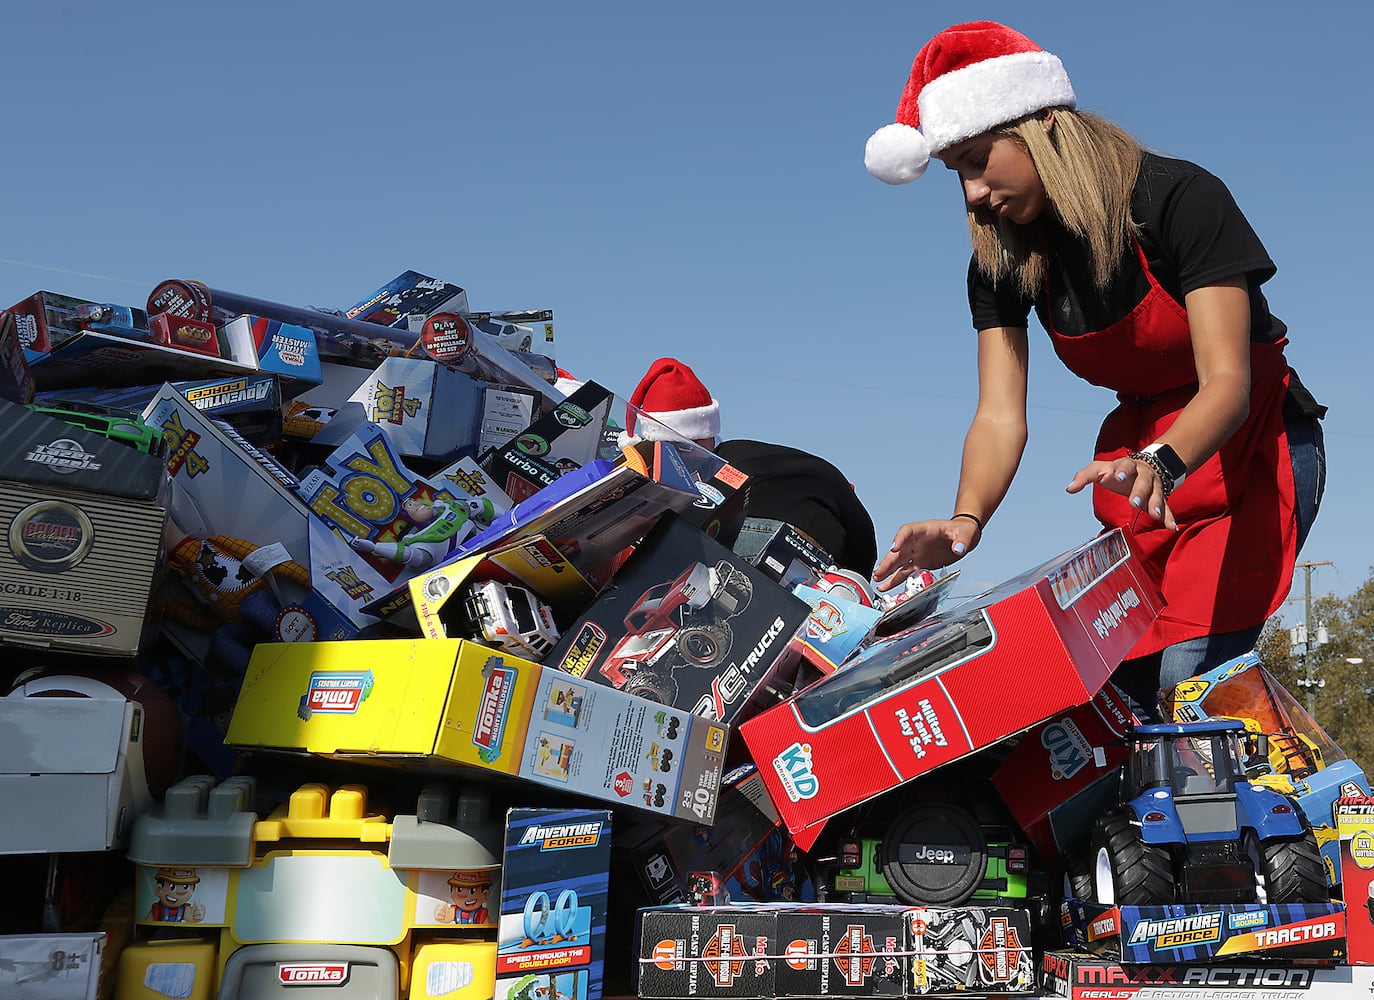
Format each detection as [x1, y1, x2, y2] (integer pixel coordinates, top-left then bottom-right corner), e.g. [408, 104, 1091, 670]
[880, 802, 990, 906]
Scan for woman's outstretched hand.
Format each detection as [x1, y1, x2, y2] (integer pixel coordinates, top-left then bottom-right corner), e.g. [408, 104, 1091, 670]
[874, 518, 979, 592]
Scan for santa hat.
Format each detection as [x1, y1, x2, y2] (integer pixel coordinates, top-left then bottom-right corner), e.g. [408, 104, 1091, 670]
[625, 357, 720, 444]
[865, 20, 1075, 185]
[553, 367, 584, 398]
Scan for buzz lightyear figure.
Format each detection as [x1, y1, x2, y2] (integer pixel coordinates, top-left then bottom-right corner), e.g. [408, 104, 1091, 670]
[349, 493, 495, 570]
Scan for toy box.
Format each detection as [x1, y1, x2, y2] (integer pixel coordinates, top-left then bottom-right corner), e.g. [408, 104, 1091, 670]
[1165, 652, 1371, 888]
[1337, 795, 1374, 964]
[225, 638, 728, 823]
[905, 906, 1034, 995]
[740, 529, 1165, 851]
[547, 512, 811, 724]
[0, 674, 155, 853]
[1039, 949, 1373, 999]
[0, 932, 106, 1000]
[783, 582, 884, 680]
[1060, 899, 1347, 964]
[496, 808, 612, 1000]
[730, 518, 833, 583]
[343, 356, 484, 463]
[346, 269, 470, 327]
[0, 399, 166, 656]
[480, 385, 541, 455]
[482, 382, 617, 502]
[0, 310, 35, 403]
[623, 438, 751, 548]
[990, 681, 1138, 863]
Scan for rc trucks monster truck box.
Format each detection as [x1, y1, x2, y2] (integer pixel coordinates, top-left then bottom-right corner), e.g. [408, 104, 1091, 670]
[740, 529, 1163, 851]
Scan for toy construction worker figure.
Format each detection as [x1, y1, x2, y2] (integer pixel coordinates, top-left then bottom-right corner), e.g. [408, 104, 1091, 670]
[146, 867, 205, 923]
[434, 868, 494, 925]
[350, 494, 495, 571]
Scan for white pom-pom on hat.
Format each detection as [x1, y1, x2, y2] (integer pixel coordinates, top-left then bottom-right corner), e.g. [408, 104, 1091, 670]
[865, 123, 930, 185]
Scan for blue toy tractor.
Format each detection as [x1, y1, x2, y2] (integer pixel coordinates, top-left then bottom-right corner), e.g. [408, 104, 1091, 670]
[1082, 720, 1328, 905]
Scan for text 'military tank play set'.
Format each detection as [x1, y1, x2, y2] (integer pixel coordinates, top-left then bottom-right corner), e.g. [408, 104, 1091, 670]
[1, 269, 1373, 999]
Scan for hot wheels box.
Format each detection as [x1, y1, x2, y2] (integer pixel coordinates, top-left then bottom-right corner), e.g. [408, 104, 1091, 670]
[1061, 900, 1346, 964]
[225, 637, 728, 823]
[546, 513, 811, 724]
[1337, 795, 1374, 964]
[0, 400, 166, 656]
[1040, 949, 1369, 999]
[990, 681, 1138, 863]
[496, 808, 612, 1000]
[741, 530, 1164, 850]
[343, 356, 483, 463]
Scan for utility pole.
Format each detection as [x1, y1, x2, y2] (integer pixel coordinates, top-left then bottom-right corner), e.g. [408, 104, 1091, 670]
[1291, 560, 1333, 717]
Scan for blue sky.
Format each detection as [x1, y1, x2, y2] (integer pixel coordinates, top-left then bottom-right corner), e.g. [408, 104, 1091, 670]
[3, 2, 1370, 619]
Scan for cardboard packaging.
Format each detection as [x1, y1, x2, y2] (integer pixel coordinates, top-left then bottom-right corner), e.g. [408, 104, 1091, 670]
[341, 356, 484, 463]
[0, 674, 155, 853]
[1039, 949, 1373, 999]
[225, 638, 728, 823]
[636, 907, 777, 999]
[1336, 795, 1374, 964]
[740, 530, 1164, 850]
[990, 681, 1138, 863]
[496, 808, 612, 1000]
[345, 269, 470, 327]
[625, 437, 751, 548]
[0, 932, 106, 1000]
[547, 513, 811, 724]
[0, 399, 166, 656]
[731, 518, 833, 583]
[783, 583, 885, 680]
[1165, 652, 1371, 888]
[1060, 899, 1347, 965]
[482, 382, 616, 503]
[905, 907, 1035, 995]
[0, 310, 35, 403]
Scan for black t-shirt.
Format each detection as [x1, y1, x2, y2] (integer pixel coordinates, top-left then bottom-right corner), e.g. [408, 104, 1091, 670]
[968, 152, 1285, 342]
[715, 439, 878, 576]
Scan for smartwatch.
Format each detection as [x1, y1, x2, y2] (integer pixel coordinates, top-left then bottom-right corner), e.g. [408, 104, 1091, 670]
[1140, 443, 1188, 488]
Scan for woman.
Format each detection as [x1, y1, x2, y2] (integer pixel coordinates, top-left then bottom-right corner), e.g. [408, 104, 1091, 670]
[865, 21, 1325, 720]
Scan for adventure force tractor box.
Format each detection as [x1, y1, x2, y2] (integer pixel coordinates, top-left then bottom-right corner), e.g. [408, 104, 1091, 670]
[546, 513, 811, 724]
[225, 637, 729, 823]
[740, 530, 1164, 850]
[0, 398, 166, 656]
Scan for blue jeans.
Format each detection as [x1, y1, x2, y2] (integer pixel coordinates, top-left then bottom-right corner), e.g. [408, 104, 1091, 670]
[1112, 412, 1326, 722]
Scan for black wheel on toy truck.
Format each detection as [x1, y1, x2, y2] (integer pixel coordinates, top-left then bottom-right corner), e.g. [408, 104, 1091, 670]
[879, 802, 988, 906]
[1063, 855, 1094, 902]
[714, 562, 753, 615]
[677, 623, 731, 668]
[1089, 813, 1173, 905]
[1257, 831, 1328, 903]
[625, 669, 678, 705]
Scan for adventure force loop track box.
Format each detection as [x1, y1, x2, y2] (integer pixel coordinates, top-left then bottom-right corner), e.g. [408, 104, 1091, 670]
[225, 637, 728, 823]
[1039, 949, 1374, 1000]
[740, 530, 1164, 850]
[0, 398, 167, 656]
[634, 903, 1034, 998]
[546, 512, 811, 725]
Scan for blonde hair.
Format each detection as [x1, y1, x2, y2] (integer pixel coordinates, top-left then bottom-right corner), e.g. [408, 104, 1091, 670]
[968, 109, 1143, 299]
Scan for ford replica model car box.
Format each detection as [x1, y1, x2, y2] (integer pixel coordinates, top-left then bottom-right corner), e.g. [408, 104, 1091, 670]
[225, 638, 728, 823]
[0, 398, 166, 656]
[740, 530, 1164, 850]
[545, 513, 811, 725]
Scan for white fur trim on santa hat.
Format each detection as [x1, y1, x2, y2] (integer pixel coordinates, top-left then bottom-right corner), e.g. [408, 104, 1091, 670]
[865, 123, 931, 185]
[918, 49, 1074, 155]
[633, 399, 720, 445]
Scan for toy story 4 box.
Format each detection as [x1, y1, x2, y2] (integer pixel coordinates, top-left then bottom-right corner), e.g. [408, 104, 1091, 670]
[224, 637, 729, 823]
[0, 398, 166, 657]
[740, 529, 1164, 851]
[338, 356, 484, 463]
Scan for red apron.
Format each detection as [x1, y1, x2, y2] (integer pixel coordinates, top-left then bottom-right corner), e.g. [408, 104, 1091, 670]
[1046, 239, 1296, 657]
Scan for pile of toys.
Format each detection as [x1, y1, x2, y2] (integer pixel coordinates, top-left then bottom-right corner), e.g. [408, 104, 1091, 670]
[0, 269, 1371, 1000]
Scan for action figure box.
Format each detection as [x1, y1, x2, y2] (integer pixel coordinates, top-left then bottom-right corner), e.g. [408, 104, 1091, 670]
[0, 674, 155, 853]
[1337, 795, 1374, 963]
[496, 808, 612, 1000]
[546, 512, 811, 724]
[0, 932, 106, 1000]
[341, 356, 484, 463]
[1061, 900, 1347, 964]
[0, 399, 166, 656]
[740, 530, 1165, 851]
[1165, 651, 1371, 887]
[990, 681, 1137, 863]
[225, 637, 728, 823]
[481, 381, 616, 503]
[1039, 949, 1373, 999]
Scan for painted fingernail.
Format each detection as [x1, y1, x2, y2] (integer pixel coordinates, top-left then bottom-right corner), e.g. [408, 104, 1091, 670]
[1130, 496, 1142, 508]
[1151, 505, 1162, 516]
[1116, 471, 1127, 482]
[953, 542, 966, 555]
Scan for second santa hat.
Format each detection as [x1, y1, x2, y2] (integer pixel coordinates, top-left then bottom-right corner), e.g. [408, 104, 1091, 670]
[626, 357, 721, 444]
[865, 20, 1075, 185]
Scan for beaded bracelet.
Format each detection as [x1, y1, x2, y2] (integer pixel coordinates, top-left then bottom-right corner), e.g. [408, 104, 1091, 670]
[1128, 449, 1175, 496]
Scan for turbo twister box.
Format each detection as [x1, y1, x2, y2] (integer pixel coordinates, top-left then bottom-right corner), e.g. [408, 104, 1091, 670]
[1336, 795, 1374, 963]
[342, 356, 484, 463]
[224, 638, 728, 823]
[0, 398, 166, 656]
[546, 512, 812, 724]
[1165, 651, 1371, 888]
[740, 530, 1164, 851]
[1039, 949, 1374, 999]
[1061, 900, 1347, 964]
[990, 681, 1138, 863]
[495, 808, 611, 1000]
[482, 381, 616, 503]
